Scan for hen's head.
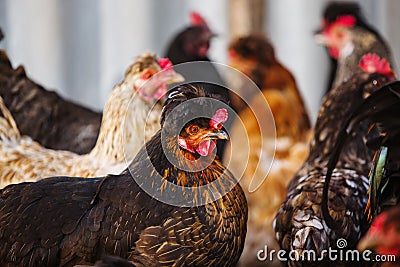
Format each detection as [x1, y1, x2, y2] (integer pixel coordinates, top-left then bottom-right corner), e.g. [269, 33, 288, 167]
[180, 12, 215, 60]
[161, 83, 229, 158]
[228, 34, 275, 67]
[358, 206, 400, 257]
[314, 2, 373, 59]
[315, 14, 356, 59]
[124, 53, 184, 103]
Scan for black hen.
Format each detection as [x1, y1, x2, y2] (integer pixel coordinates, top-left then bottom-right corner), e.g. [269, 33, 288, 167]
[323, 80, 400, 226]
[0, 83, 247, 267]
[164, 12, 227, 97]
[316, 1, 394, 93]
[0, 40, 101, 155]
[273, 54, 396, 266]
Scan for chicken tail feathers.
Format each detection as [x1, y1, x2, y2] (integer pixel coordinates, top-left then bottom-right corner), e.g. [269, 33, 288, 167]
[365, 146, 388, 222]
[0, 95, 21, 141]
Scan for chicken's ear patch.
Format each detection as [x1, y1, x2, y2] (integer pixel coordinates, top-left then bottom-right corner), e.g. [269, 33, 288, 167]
[178, 137, 195, 153]
[359, 53, 395, 77]
[210, 108, 228, 130]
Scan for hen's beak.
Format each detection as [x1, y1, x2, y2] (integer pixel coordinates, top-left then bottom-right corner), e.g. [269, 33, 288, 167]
[205, 129, 229, 141]
[139, 70, 184, 102]
[314, 33, 328, 45]
[159, 69, 185, 85]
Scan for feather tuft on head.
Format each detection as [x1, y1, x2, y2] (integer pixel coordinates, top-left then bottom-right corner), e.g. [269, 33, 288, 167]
[210, 108, 228, 130]
[359, 53, 396, 77]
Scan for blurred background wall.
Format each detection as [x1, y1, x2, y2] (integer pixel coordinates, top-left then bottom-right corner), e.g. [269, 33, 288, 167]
[0, 0, 399, 122]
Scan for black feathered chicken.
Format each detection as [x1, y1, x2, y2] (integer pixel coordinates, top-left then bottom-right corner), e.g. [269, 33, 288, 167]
[273, 54, 396, 266]
[322, 79, 400, 227]
[0, 83, 247, 267]
[0, 36, 102, 155]
[315, 1, 395, 93]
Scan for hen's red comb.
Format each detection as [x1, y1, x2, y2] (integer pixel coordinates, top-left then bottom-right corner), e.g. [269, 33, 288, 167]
[158, 58, 173, 70]
[210, 108, 228, 130]
[190, 12, 208, 27]
[324, 15, 356, 35]
[359, 53, 395, 77]
[335, 15, 356, 28]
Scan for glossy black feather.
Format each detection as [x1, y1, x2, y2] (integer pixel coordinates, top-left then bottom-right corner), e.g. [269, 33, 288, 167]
[0, 49, 101, 154]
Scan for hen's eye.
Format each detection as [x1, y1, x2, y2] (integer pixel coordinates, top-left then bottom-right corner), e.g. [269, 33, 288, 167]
[188, 125, 199, 134]
[141, 69, 155, 80]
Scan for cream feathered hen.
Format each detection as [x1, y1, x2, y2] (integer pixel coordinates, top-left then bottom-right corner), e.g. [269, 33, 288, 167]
[0, 53, 184, 188]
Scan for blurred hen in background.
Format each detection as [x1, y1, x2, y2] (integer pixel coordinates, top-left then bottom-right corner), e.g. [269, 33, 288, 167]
[164, 12, 229, 98]
[315, 1, 395, 94]
[225, 33, 311, 267]
[0, 31, 102, 155]
[0, 53, 183, 188]
[358, 205, 400, 266]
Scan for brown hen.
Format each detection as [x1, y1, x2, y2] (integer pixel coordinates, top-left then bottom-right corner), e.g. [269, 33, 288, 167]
[0, 83, 247, 267]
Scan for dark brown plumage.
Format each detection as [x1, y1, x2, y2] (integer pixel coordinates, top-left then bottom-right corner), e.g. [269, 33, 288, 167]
[0, 83, 247, 267]
[323, 80, 400, 226]
[274, 62, 395, 266]
[0, 48, 102, 154]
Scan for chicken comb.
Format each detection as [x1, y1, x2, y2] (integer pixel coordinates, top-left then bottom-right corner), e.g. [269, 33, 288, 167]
[334, 15, 356, 28]
[189, 11, 209, 27]
[359, 53, 395, 76]
[158, 58, 173, 70]
[324, 14, 356, 34]
[210, 108, 228, 130]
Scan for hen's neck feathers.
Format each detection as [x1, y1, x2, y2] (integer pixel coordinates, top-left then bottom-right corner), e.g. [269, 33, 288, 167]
[334, 27, 393, 88]
[88, 78, 159, 163]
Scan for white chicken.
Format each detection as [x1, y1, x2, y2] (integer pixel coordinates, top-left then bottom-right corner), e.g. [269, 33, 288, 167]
[0, 53, 184, 188]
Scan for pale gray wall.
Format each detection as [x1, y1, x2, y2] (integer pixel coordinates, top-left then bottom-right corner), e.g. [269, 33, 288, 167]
[0, 0, 399, 122]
